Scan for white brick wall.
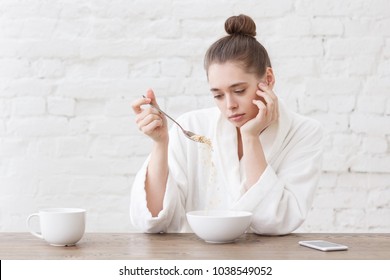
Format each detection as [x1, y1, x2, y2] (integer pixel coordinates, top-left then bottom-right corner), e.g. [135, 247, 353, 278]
[0, 0, 389, 233]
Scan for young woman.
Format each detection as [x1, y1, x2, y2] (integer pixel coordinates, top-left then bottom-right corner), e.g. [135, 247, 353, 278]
[131, 14, 323, 235]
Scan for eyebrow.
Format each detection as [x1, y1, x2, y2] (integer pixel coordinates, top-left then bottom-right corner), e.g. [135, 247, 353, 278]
[210, 82, 248, 92]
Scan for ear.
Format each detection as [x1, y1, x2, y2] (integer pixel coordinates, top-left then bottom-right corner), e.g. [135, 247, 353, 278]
[265, 67, 275, 89]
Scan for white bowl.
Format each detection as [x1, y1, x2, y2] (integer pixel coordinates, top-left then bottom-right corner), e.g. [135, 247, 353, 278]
[186, 210, 252, 243]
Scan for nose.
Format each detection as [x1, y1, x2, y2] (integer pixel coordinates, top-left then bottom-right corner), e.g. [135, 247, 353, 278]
[226, 94, 238, 110]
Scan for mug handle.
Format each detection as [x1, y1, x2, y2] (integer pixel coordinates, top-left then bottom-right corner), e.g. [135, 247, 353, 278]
[26, 213, 43, 239]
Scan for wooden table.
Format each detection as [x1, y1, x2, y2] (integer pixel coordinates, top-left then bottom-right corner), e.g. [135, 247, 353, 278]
[1, 232, 389, 260]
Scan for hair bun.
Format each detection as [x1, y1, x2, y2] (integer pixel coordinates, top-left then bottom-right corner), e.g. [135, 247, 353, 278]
[225, 14, 256, 37]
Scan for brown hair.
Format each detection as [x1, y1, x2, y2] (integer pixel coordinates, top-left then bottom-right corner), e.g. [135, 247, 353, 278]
[204, 14, 271, 78]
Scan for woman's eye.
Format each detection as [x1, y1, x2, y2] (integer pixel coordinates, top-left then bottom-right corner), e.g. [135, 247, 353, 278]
[234, 89, 245, 94]
[213, 94, 223, 99]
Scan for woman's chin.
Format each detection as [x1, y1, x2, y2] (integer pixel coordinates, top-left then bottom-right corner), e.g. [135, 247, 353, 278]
[229, 119, 248, 128]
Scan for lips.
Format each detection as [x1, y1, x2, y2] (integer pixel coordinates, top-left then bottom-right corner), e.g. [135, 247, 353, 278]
[228, 113, 245, 122]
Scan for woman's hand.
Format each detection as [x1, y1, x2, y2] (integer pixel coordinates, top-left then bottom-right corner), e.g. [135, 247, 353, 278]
[132, 89, 169, 217]
[240, 82, 279, 137]
[132, 89, 169, 143]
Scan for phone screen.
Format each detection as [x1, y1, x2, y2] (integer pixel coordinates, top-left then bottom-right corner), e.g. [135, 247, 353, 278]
[299, 240, 348, 251]
[307, 241, 341, 247]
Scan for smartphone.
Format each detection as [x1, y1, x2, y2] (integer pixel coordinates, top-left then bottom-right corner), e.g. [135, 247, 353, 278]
[298, 240, 348, 251]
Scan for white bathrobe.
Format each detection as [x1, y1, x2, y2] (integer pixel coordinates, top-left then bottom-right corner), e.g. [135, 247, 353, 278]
[130, 100, 323, 235]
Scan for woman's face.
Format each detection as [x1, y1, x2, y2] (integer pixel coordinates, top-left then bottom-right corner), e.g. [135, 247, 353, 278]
[208, 61, 266, 128]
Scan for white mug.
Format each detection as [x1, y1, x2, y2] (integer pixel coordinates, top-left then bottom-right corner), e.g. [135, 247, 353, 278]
[27, 208, 86, 246]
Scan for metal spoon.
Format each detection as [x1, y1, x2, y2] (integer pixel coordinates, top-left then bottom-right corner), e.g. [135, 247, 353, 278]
[142, 95, 197, 141]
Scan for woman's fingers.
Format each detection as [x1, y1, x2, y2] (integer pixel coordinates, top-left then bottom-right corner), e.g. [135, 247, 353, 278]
[252, 98, 266, 112]
[132, 89, 168, 142]
[132, 89, 160, 114]
[250, 83, 279, 133]
[141, 118, 164, 134]
[256, 83, 278, 121]
[257, 82, 277, 99]
[136, 107, 161, 127]
[145, 88, 155, 100]
[133, 92, 163, 135]
[131, 96, 150, 114]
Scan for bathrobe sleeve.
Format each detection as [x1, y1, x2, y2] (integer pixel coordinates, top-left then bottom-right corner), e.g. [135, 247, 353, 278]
[232, 118, 324, 235]
[130, 124, 189, 233]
